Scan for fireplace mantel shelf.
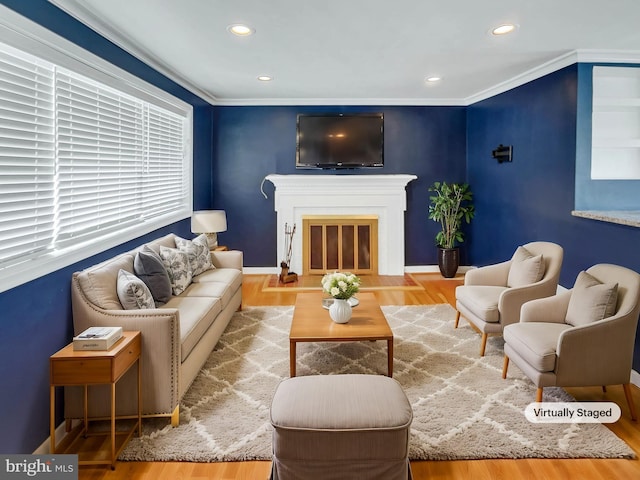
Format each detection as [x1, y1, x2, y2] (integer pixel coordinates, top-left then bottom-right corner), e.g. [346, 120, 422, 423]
[265, 174, 417, 276]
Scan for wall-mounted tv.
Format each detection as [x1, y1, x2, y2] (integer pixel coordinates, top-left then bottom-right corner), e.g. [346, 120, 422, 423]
[296, 113, 384, 169]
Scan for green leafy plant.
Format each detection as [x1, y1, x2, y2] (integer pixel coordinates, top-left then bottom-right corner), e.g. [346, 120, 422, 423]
[428, 181, 475, 248]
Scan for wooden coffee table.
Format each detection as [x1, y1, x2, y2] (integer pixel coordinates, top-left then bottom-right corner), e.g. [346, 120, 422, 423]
[289, 292, 394, 377]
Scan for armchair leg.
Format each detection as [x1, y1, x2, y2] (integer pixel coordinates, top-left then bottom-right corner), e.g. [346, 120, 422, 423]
[479, 333, 488, 356]
[622, 383, 638, 421]
[536, 387, 543, 403]
[454, 310, 460, 329]
[502, 356, 509, 379]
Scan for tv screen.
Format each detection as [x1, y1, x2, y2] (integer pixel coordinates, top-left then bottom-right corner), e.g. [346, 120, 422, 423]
[296, 114, 384, 169]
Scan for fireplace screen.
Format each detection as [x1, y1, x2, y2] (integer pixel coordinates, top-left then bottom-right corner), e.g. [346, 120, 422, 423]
[303, 215, 378, 275]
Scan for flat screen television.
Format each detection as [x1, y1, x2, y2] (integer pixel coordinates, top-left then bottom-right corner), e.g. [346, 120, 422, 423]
[296, 113, 384, 169]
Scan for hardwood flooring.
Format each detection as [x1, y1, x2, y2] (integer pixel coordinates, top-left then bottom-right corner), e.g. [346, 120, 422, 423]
[79, 273, 640, 480]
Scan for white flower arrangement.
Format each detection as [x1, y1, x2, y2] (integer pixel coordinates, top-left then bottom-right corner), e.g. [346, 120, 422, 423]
[321, 271, 361, 300]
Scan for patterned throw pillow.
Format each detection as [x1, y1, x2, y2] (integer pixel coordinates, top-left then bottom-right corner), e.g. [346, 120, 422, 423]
[116, 269, 155, 310]
[159, 246, 193, 295]
[175, 234, 213, 276]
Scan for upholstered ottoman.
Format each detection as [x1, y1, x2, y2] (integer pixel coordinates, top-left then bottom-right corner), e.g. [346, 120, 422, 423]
[270, 374, 413, 480]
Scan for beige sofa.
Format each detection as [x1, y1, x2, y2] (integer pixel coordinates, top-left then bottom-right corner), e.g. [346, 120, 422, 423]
[65, 233, 243, 426]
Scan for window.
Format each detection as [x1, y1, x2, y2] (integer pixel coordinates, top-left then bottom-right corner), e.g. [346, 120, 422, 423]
[0, 8, 192, 292]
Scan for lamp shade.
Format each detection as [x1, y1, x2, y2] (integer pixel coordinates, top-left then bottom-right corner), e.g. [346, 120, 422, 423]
[191, 210, 227, 234]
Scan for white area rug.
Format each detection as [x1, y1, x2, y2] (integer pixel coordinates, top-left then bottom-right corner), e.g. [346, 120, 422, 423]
[120, 305, 634, 462]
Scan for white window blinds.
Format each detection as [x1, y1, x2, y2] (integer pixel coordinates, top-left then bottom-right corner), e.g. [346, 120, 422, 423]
[0, 45, 55, 264]
[55, 71, 145, 244]
[0, 38, 191, 290]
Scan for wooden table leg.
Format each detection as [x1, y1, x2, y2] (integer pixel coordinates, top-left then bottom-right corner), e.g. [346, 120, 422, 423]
[387, 337, 394, 377]
[50, 385, 56, 454]
[290, 340, 297, 377]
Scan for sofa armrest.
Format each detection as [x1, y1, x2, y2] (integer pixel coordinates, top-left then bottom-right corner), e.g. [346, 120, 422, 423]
[498, 281, 560, 327]
[465, 260, 510, 286]
[71, 274, 181, 415]
[556, 314, 637, 386]
[519, 291, 571, 324]
[210, 250, 243, 270]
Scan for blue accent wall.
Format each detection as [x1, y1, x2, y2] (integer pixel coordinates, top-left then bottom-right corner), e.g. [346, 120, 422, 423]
[213, 105, 467, 267]
[467, 65, 640, 370]
[0, 0, 215, 454]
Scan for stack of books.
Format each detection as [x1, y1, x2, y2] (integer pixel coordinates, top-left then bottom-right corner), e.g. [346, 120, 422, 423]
[73, 326, 123, 351]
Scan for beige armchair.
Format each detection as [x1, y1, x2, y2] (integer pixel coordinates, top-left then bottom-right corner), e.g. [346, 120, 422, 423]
[455, 241, 564, 356]
[502, 264, 640, 420]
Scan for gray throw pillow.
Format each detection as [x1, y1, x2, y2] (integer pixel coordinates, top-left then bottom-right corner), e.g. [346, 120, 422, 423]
[159, 246, 193, 295]
[507, 246, 545, 288]
[175, 234, 213, 276]
[116, 269, 155, 310]
[565, 271, 618, 327]
[134, 246, 172, 306]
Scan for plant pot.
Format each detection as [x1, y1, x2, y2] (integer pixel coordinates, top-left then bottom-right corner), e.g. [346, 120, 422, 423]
[438, 247, 459, 278]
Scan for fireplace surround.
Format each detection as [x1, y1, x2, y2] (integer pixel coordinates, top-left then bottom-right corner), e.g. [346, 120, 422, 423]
[265, 174, 417, 275]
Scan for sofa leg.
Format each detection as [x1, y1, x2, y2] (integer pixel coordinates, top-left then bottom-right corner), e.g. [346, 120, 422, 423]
[170, 405, 180, 427]
[536, 388, 543, 403]
[623, 383, 638, 421]
[602, 385, 607, 393]
[454, 310, 460, 329]
[479, 333, 488, 356]
[502, 356, 509, 379]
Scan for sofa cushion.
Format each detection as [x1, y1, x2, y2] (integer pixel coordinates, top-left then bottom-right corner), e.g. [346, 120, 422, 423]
[507, 246, 545, 288]
[175, 234, 214, 276]
[76, 253, 135, 310]
[455, 285, 507, 323]
[183, 281, 235, 309]
[504, 322, 573, 372]
[192, 268, 242, 292]
[159, 246, 193, 296]
[134, 246, 172, 306]
[160, 296, 222, 362]
[565, 271, 618, 327]
[116, 269, 155, 310]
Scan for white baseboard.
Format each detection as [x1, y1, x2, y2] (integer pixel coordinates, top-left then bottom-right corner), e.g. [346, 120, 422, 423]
[32, 420, 80, 454]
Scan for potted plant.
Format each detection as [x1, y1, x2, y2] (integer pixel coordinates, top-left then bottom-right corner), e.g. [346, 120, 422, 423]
[428, 181, 475, 278]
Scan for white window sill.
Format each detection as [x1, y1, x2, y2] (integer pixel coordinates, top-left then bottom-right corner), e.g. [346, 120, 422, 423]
[571, 210, 640, 228]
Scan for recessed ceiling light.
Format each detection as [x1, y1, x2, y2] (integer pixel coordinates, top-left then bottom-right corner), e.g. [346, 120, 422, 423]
[257, 75, 272, 82]
[227, 24, 254, 36]
[492, 24, 517, 35]
[425, 76, 441, 83]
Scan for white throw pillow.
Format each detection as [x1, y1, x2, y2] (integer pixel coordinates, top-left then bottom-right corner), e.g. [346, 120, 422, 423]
[159, 246, 193, 295]
[116, 269, 155, 310]
[565, 271, 618, 327]
[507, 246, 545, 288]
[175, 234, 213, 276]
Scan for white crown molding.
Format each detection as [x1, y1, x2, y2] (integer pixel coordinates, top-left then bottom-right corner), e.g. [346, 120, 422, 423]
[212, 97, 467, 107]
[41, 4, 640, 107]
[47, 0, 219, 105]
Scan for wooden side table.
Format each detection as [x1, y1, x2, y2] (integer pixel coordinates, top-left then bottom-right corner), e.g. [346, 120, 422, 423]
[50, 331, 141, 469]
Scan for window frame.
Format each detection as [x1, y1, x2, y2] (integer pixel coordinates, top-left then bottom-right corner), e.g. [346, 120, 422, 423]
[0, 5, 193, 293]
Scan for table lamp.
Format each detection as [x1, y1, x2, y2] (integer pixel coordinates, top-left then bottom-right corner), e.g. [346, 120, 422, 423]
[191, 210, 227, 248]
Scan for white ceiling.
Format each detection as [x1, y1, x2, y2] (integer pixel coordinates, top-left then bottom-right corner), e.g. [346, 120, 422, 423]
[49, 0, 640, 106]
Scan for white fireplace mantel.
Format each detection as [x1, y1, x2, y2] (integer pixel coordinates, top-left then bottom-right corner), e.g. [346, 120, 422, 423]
[265, 174, 417, 275]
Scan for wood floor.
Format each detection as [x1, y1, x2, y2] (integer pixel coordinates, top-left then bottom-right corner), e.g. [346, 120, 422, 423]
[80, 273, 640, 480]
